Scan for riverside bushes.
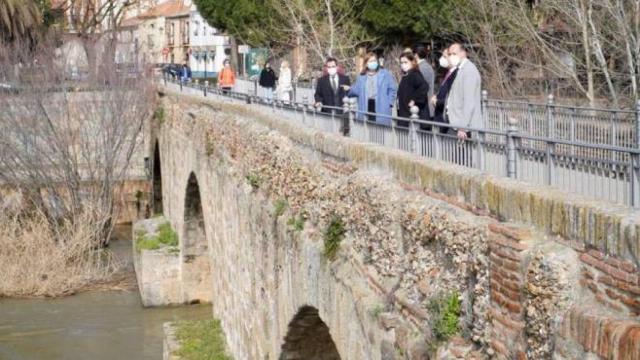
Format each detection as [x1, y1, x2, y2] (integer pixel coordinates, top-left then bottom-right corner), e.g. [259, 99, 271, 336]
[0, 209, 121, 297]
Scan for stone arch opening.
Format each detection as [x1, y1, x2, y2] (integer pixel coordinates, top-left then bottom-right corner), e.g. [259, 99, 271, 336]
[181, 172, 212, 303]
[152, 141, 163, 215]
[279, 306, 341, 360]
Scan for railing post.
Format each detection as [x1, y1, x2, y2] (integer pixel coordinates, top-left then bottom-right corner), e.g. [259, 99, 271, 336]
[331, 109, 336, 133]
[302, 95, 308, 124]
[507, 117, 519, 178]
[349, 98, 357, 139]
[342, 96, 350, 136]
[631, 100, 640, 206]
[204, 80, 208, 97]
[409, 105, 420, 155]
[481, 89, 488, 128]
[293, 82, 297, 103]
[179, 78, 183, 91]
[545, 94, 555, 185]
[254, 79, 258, 96]
[311, 102, 318, 129]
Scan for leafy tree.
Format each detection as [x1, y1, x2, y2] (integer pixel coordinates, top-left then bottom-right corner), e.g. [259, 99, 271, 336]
[361, 0, 462, 45]
[193, 0, 285, 47]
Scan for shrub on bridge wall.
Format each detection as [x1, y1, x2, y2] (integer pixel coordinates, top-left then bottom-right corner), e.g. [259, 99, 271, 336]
[323, 217, 345, 260]
[273, 198, 288, 217]
[154, 106, 165, 125]
[429, 290, 462, 342]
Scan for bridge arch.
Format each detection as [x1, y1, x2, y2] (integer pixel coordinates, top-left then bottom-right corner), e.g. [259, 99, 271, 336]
[181, 172, 212, 303]
[152, 140, 163, 215]
[279, 306, 341, 360]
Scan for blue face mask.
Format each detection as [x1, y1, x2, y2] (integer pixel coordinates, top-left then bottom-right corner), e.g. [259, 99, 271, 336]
[367, 62, 379, 71]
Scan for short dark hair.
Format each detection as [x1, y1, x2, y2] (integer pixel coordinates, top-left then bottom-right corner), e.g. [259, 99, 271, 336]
[414, 46, 428, 60]
[325, 57, 338, 65]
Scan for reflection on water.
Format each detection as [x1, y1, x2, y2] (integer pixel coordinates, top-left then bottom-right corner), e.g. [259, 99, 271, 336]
[0, 291, 211, 360]
[0, 228, 212, 360]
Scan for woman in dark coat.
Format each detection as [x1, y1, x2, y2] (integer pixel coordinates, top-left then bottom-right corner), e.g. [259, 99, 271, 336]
[259, 61, 278, 101]
[397, 52, 430, 128]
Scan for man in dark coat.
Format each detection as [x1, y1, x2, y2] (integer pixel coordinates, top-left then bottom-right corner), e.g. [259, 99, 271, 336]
[314, 57, 351, 114]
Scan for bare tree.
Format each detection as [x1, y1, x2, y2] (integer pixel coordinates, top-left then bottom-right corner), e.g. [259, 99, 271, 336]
[454, 0, 640, 107]
[270, 0, 372, 74]
[0, 34, 154, 245]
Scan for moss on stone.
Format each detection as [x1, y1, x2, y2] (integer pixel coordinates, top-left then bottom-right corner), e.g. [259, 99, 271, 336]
[135, 222, 178, 252]
[174, 319, 232, 360]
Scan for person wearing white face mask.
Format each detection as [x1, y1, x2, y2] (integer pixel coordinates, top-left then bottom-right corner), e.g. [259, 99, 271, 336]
[431, 48, 459, 124]
[314, 57, 351, 114]
[444, 42, 482, 140]
[396, 52, 430, 128]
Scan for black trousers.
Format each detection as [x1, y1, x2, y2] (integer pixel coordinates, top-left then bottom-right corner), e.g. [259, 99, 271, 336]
[367, 99, 376, 121]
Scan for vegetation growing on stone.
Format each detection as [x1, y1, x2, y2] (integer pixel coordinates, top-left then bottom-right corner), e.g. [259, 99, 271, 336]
[428, 290, 461, 341]
[287, 216, 305, 231]
[273, 198, 287, 217]
[369, 304, 384, 319]
[154, 106, 165, 124]
[323, 217, 345, 260]
[135, 222, 178, 252]
[174, 319, 232, 360]
[245, 173, 261, 189]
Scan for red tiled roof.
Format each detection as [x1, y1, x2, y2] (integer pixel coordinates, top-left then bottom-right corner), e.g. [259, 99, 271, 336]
[138, 0, 190, 19]
[120, 16, 142, 28]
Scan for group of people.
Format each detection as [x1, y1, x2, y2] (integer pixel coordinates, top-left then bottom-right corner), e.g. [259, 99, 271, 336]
[210, 41, 481, 139]
[313, 42, 482, 139]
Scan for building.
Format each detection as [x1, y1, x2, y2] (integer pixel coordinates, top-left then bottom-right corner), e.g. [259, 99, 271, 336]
[164, 5, 191, 65]
[188, 10, 229, 78]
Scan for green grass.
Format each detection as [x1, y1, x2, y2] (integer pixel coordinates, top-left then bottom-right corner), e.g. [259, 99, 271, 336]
[135, 222, 178, 252]
[287, 216, 305, 231]
[174, 319, 232, 360]
[323, 217, 345, 260]
[273, 198, 287, 217]
[428, 290, 461, 341]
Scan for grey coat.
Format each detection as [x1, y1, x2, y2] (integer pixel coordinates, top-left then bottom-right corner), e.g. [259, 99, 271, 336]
[417, 60, 435, 118]
[445, 59, 482, 130]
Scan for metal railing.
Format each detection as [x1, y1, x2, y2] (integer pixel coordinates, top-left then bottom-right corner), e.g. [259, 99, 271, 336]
[164, 77, 640, 207]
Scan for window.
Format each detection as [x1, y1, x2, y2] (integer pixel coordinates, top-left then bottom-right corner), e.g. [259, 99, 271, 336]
[193, 21, 199, 36]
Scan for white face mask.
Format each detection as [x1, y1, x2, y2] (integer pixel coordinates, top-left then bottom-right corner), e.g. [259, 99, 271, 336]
[400, 63, 412, 73]
[327, 67, 337, 76]
[439, 56, 450, 68]
[449, 55, 461, 67]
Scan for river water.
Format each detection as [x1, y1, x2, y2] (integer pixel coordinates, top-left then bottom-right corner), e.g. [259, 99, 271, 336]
[0, 227, 211, 360]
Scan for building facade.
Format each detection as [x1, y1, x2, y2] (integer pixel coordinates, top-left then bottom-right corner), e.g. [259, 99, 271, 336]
[187, 11, 229, 78]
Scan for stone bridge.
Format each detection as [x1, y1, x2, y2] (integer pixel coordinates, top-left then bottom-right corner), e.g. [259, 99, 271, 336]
[148, 86, 640, 359]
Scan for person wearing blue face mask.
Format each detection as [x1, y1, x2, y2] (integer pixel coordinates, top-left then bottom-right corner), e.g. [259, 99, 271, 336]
[348, 51, 397, 125]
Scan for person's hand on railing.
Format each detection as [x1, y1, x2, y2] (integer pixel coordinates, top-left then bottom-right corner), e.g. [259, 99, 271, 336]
[430, 95, 437, 106]
[409, 100, 415, 108]
[457, 130, 468, 140]
[340, 85, 350, 91]
[315, 102, 322, 109]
